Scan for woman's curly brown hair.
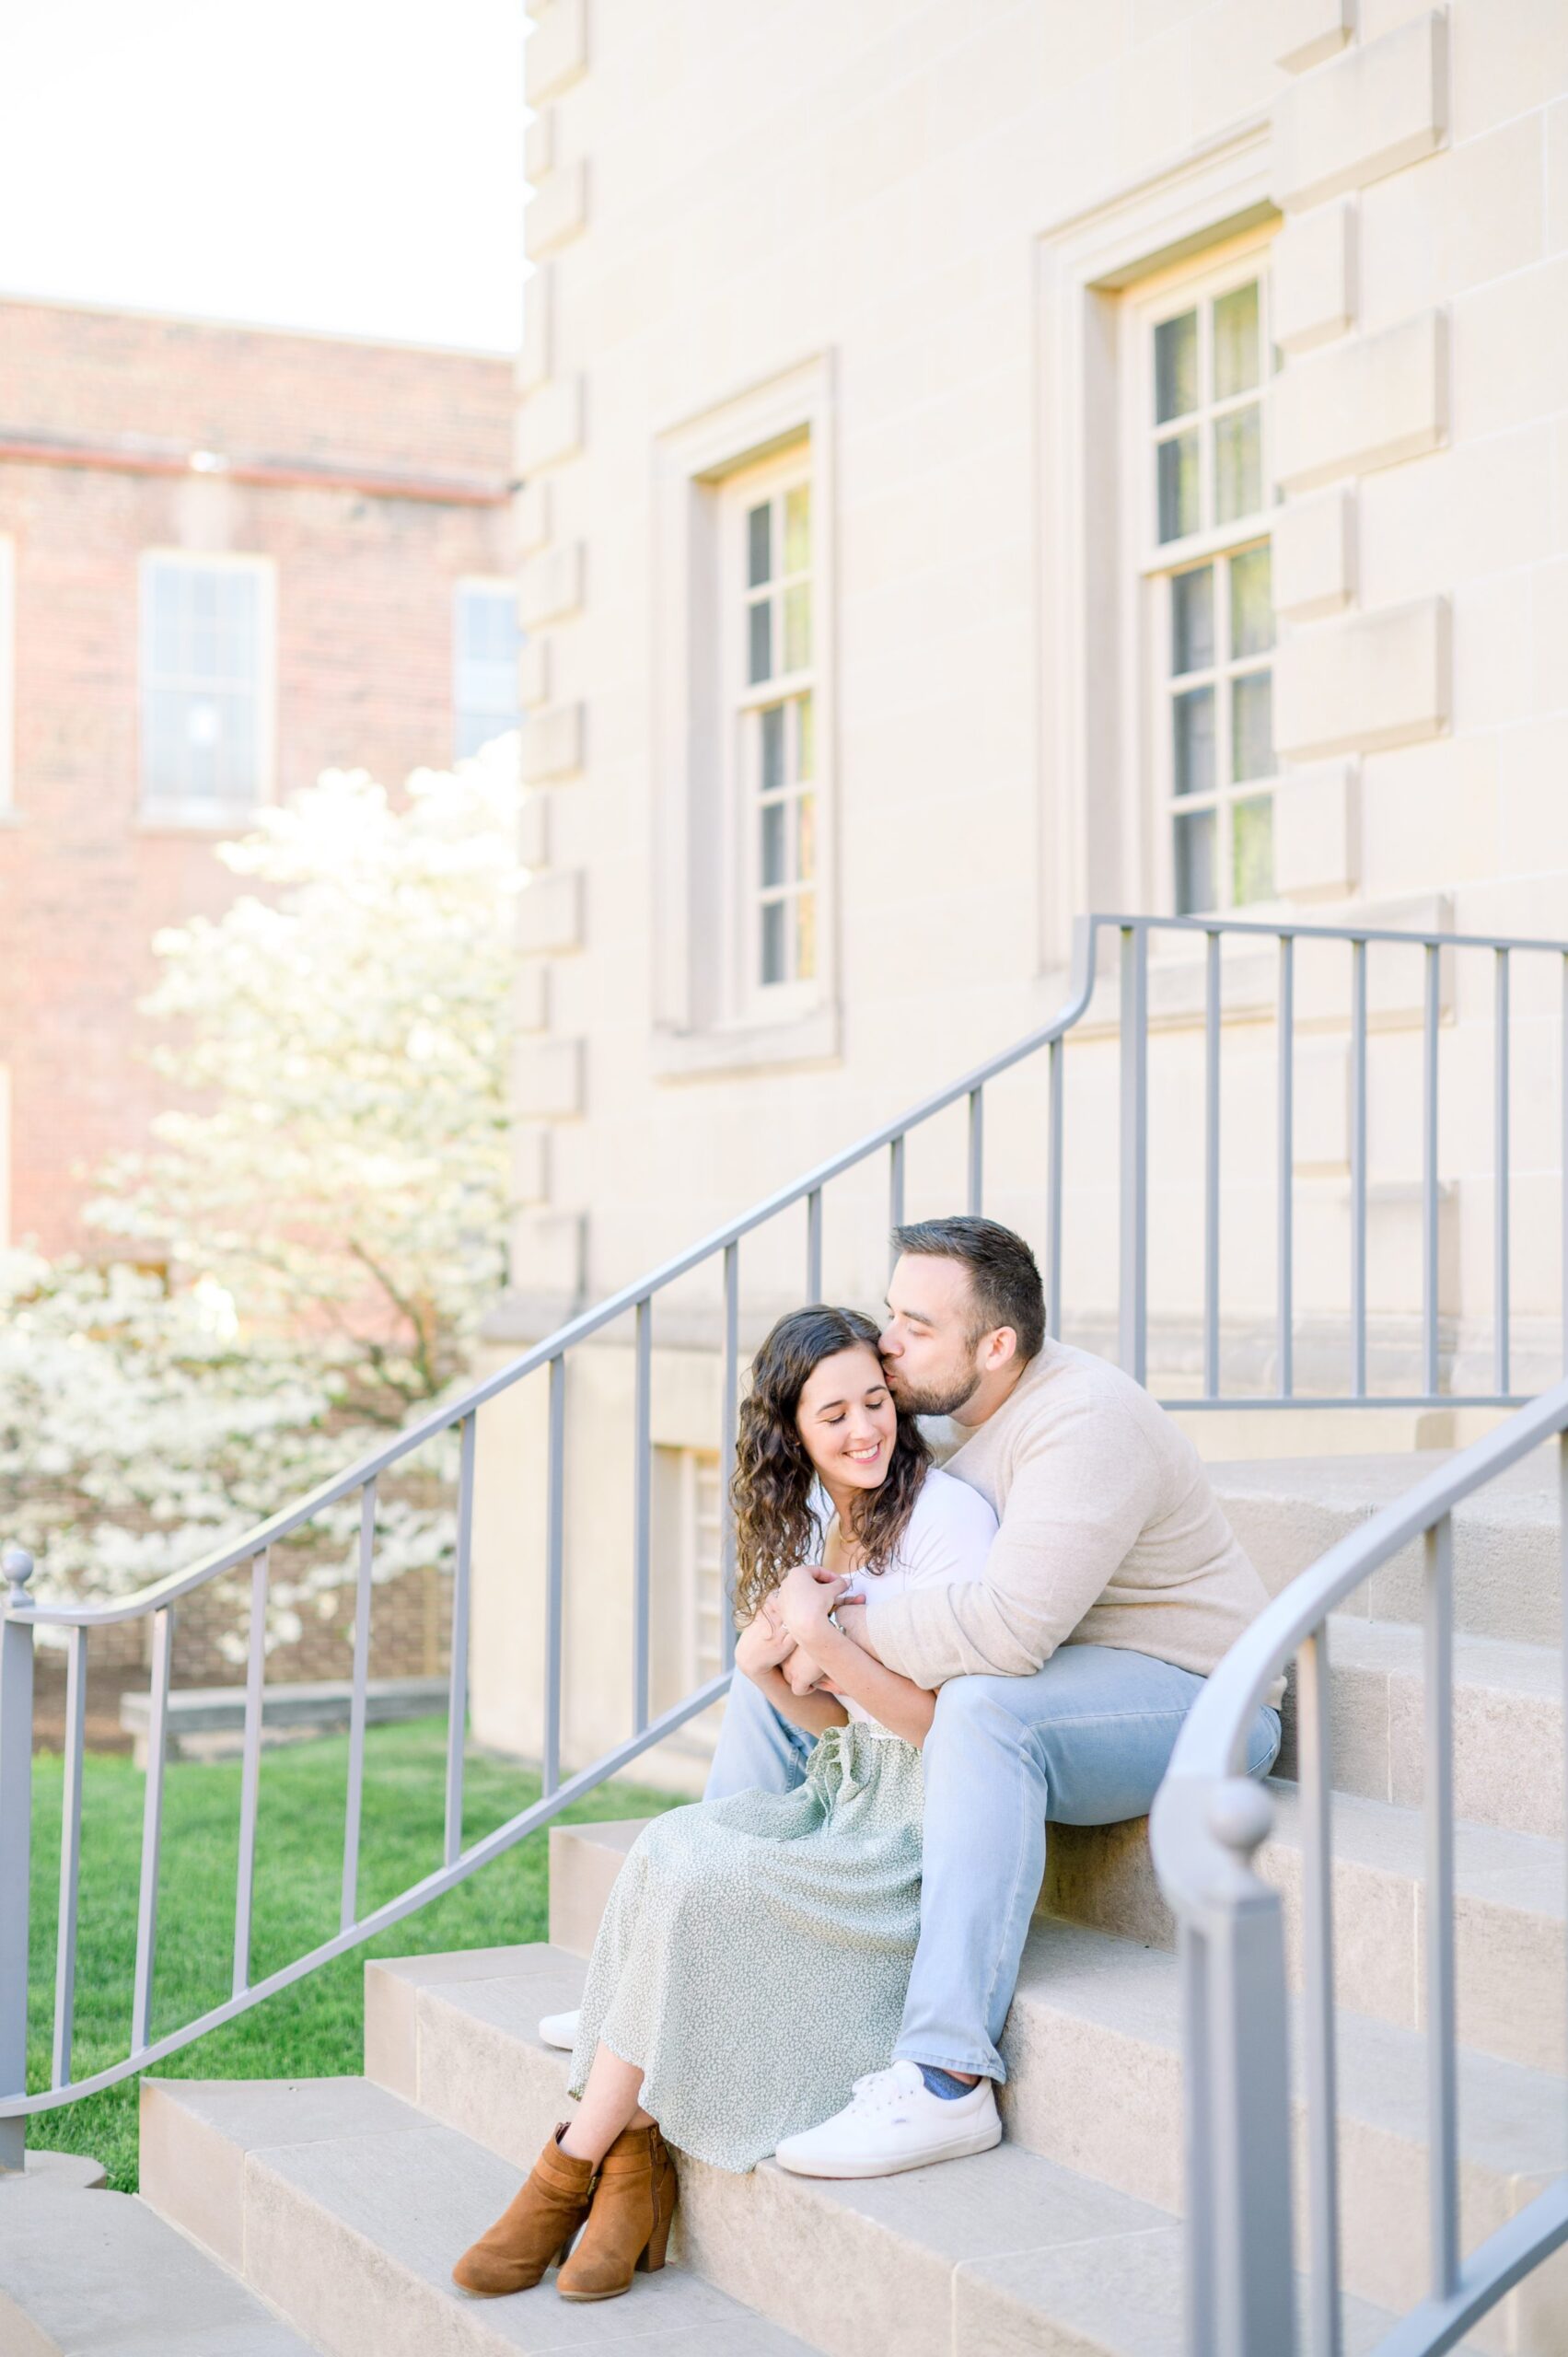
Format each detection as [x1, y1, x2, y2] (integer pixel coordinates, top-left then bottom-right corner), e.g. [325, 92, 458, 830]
[729, 1305, 930, 1625]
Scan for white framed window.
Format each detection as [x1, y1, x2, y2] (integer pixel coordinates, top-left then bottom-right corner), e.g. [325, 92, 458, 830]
[454, 579, 521, 761]
[650, 1445, 726, 1754]
[649, 352, 837, 1076]
[139, 552, 273, 820]
[1136, 255, 1277, 915]
[725, 447, 819, 1016]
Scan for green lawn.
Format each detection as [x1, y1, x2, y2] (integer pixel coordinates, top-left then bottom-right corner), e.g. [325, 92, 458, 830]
[23, 1719, 682, 2192]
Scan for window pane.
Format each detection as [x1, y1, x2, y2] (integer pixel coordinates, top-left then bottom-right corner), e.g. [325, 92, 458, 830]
[1175, 808, 1216, 915]
[784, 483, 810, 574]
[761, 703, 785, 793]
[1173, 686, 1214, 799]
[761, 899, 787, 985]
[1214, 405, 1261, 524]
[1155, 310, 1198, 423]
[797, 790, 816, 883]
[748, 502, 772, 588]
[761, 799, 787, 888]
[454, 584, 520, 756]
[1214, 282, 1260, 400]
[748, 598, 772, 685]
[1231, 670, 1275, 784]
[1232, 794, 1273, 905]
[1157, 432, 1200, 543]
[783, 583, 811, 673]
[796, 890, 817, 981]
[1229, 544, 1273, 658]
[1170, 565, 1214, 676]
[796, 691, 815, 782]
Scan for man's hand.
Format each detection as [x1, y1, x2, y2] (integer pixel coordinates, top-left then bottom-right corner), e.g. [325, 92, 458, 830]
[775, 1562, 850, 1649]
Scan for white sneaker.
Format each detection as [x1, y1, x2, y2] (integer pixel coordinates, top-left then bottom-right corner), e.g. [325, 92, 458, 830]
[538, 2005, 581, 2050]
[773, 2060, 1001, 2178]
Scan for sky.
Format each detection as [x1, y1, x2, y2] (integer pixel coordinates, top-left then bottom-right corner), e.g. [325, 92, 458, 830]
[0, 0, 526, 352]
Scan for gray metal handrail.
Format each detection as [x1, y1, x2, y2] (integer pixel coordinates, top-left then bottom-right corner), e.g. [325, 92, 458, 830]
[5, 906, 1567, 2173]
[1150, 1381, 1568, 2357]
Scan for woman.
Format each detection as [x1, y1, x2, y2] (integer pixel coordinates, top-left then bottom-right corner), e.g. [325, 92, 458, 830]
[452, 1304, 997, 2305]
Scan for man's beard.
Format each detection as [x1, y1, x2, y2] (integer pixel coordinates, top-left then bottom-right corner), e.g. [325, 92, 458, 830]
[887, 1364, 982, 1418]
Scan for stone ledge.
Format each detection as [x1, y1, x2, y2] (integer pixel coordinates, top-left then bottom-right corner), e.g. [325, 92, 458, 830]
[1275, 594, 1449, 760]
[1273, 309, 1446, 493]
[517, 539, 583, 630]
[519, 698, 584, 784]
[516, 864, 582, 952]
[525, 158, 587, 261]
[515, 375, 582, 474]
[524, 0, 587, 107]
[1273, 195, 1357, 354]
[1273, 485, 1357, 620]
[1273, 8, 1447, 212]
[1275, 0, 1354, 75]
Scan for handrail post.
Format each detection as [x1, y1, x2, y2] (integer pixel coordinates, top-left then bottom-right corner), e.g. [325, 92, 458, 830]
[0, 1546, 36, 2170]
[1202, 1781, 1296, 2357]
[1119, 924, 1149, 1386]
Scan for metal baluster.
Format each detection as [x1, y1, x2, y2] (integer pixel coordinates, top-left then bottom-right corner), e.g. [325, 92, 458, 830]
[235, 1550, 270, 1989]
[806, 1188, 823, 1301]
[967, 1086, 984, 1215]
[444, 1417, 477, 1867]
[544, 1355, 566, 1797]
[131, 1605, 173, 2055]
[1204, 930, 1222, 1399]
[0, 1546, 36, 2167]
[1423, 944, 1441, 1402]
[1296, 1626, 1343, 2357]
[720, 1244, 739, 1671]
[888, 1133, 905, 1263]
[1203, 1782, 1295, 2357]
[1047, 1035, 1064, 1342]
[1350, 939, 1367, 1398]
[1277, 936, 1295, 1399]
[1424, 1513, 1459, 2301]
[1495, 947, 1511, 1398]
[52, 1623, 87, 2087]
[340, 1491, 374, 1931]
[1180, 1922, 1215, 2357]
[632, 1304, 653, 1736]
[1119, 925, 1149, 1386]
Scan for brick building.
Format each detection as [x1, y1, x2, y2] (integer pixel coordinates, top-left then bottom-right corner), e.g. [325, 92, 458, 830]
[0, 296, 517, 1253]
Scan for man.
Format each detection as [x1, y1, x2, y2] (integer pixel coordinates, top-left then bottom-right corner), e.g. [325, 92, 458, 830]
[714, 1214, 1283, 2178]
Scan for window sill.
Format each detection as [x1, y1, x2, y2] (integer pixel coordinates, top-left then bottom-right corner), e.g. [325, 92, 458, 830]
[652, 1002, 841, 1083]
[136, 803, 261, 835]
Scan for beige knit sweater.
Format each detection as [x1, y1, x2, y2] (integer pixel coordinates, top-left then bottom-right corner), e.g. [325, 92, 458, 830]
[863, 1340, 1284, 1706]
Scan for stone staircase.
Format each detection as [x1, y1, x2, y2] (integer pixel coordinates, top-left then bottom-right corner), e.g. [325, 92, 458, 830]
[4, 1451, 1563, 2354]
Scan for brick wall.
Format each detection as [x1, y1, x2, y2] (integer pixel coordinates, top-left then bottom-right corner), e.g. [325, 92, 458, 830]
[0, 297, 516, 1253]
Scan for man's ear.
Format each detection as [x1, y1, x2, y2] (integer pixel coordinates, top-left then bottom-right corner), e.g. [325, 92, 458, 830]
[981, 1327, 1018, 1373]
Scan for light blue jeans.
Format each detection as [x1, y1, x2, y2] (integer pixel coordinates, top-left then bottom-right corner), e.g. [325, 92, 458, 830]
[704, 1643, 1282, 2083]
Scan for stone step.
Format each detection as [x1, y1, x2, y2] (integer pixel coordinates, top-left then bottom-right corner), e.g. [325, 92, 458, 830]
[1211, 1448, 1562, 1648]
[998, 1917, 1565, 2356]
[1278, 1614, 1565, 1840]
[138, 2074, 819, 2356]
[546, 1791, 1567, 2077]
[360, 1943, 1445, 2357]
[0, 2176, 317, 2357]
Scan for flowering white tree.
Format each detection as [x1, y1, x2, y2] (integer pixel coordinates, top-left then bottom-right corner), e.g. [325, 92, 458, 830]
[0, 740, 525, 1640]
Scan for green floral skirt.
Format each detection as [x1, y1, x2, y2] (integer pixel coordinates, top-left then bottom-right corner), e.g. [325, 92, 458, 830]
[567, 1717, 924, 2172]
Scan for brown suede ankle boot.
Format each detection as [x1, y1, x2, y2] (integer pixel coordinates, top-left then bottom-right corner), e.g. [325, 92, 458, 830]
[555, 2121, 677, 2302]
[452, 2122, 597, 2296]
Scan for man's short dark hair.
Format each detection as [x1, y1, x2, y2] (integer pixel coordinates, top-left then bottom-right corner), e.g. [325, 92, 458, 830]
[890, 1215, 1046, 1362]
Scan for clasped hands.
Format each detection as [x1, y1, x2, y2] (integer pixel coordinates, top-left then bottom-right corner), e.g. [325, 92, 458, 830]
[738, 1563, 869, 1697]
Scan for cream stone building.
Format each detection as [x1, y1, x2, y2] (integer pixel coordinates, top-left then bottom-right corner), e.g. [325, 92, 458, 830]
[470, 0, 1568, 1791]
